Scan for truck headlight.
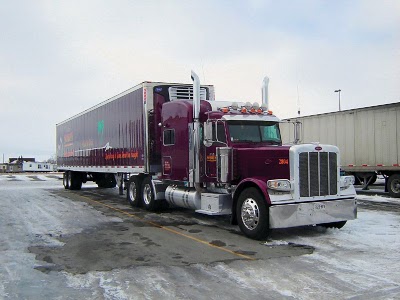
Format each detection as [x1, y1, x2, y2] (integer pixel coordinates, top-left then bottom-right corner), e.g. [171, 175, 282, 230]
[267, 179, 292, 192]
[340, 176, 355, 189]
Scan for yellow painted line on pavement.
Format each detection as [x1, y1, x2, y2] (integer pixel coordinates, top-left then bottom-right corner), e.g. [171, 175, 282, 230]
[79, 194, 256, 261]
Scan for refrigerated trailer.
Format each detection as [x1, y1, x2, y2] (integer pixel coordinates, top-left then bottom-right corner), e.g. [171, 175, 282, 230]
[57, 72, 357, 239]
[280, 102, 400, 197]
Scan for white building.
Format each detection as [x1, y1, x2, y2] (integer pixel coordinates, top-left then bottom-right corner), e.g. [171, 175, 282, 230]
[22, 162, 56, 172]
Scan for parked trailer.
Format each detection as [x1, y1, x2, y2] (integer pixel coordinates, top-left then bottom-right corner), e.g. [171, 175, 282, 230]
[57, 72, 356, 239]
[280, 102, 400, 197]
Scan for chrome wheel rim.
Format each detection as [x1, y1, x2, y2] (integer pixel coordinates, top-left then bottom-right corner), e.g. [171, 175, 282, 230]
[143, 184, 152, 205]
[129, 181, 137, 203]
[241, 198, 259, 230]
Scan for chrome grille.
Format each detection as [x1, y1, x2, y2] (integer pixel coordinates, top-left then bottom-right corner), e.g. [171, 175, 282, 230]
[299, 152, 337, 197]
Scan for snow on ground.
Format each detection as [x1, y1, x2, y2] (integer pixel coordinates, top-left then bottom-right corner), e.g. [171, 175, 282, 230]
[1, 177, 399, 299]
[56, 204, 400, 299]
[0, 173, 63, 182]
[357, 193, 400, 204]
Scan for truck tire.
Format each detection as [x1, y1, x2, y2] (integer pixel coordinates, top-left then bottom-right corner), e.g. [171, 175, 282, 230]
[63, 172, 70, 189]
[141, 177, 160, 211]
[236, 187, 270, 240]
[387, 174, 400, 198]
[67, 171, 72, 189]
[127, 176, 142, 207]
[319, 221, 347, 229]
[70, 171, 82, 190]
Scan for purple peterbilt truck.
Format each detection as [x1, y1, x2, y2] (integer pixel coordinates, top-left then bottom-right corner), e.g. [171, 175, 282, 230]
[56, 71, 357, 239]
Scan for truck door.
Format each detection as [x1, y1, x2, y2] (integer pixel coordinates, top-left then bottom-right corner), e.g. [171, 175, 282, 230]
[160, 102, 190, 181]
[205, 120, 227, 179]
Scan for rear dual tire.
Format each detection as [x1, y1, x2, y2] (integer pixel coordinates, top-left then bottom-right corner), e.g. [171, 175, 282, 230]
[127, 176, 142, 207]
[141, 177, 161, 211]
[63, 171, 82, 190]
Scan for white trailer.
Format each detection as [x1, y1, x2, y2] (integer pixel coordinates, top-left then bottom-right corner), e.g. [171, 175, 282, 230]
[280, 102, 400, 197]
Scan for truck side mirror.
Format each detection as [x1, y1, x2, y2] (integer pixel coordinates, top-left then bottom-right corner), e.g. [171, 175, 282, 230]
[203, 121, 213, 147]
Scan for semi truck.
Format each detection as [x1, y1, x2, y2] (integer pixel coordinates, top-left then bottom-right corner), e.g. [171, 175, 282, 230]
[280, 102, 400, 197]
[56, 71, 357, 239]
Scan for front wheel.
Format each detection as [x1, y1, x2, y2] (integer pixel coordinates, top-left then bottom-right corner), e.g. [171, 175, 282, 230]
[236, 187, 270, 240]
[387, 174, 400, 198]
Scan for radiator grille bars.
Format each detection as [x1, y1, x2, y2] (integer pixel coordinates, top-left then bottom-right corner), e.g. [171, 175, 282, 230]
[299, 152, 337, 197]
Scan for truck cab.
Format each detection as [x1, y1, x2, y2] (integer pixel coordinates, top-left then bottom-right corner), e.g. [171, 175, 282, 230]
[154, 79, 356, 239]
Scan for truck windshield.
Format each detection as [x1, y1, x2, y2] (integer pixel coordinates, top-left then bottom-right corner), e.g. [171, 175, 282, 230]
[228, 121, 281, 144]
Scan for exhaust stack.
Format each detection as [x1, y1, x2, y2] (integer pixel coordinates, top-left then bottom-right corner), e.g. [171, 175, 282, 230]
[262, 76, 269, 109]
[191, 71, 201, 186]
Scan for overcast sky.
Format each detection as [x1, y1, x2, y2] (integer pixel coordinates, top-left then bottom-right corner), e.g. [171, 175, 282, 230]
[1, 0, 399, 162]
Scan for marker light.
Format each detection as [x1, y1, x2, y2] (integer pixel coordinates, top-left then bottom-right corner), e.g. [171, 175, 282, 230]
[245, 102, 252, 109]
[252, 102, 260, 109]
[221, 107, 229, 113]
[267, 110, 273, 115]
[257, 108, 263, 114]
[241, 107, 247, 113]
[260, 105, 268, 111]
[231, 102, 239, 110]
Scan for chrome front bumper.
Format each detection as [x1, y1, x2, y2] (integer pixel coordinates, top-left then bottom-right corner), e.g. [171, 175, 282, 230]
[269, 198, 357, 229]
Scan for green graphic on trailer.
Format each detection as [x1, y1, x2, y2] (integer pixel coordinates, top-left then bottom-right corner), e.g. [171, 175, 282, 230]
[98, 120, 104, 145]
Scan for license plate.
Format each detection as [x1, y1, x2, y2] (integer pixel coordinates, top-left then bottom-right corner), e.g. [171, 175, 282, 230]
[314, 203, 326, 211]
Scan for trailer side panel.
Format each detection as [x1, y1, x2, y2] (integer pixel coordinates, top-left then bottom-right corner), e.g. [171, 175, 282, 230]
[56, 87, 145, 170]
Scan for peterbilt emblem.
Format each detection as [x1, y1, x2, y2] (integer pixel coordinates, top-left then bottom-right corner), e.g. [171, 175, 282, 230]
[315, 146, 322, 151]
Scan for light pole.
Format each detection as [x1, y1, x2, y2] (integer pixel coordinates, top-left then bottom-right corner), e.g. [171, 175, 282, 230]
[334, 89, 341, 111]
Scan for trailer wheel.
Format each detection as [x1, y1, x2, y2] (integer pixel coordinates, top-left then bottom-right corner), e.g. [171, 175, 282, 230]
[127, 176, 142, 207]
[141, 177, 160, 211]
[63, 172, 70, 189]
[67, 171, 72, 189]
[319, 221, 347, 229]
[70, 172, 82, 190]
[236, 187, 270, 240]
[387, 174, 400, 198]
